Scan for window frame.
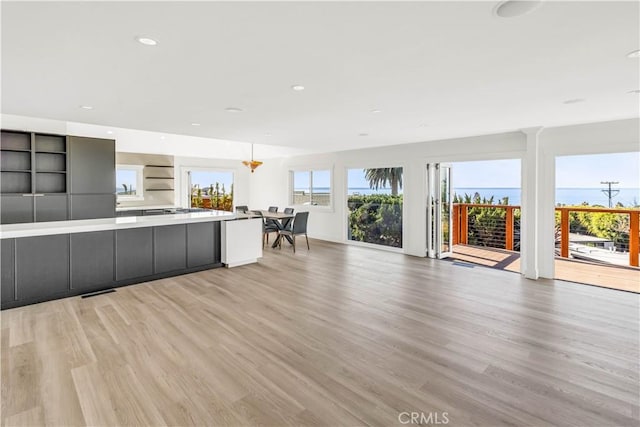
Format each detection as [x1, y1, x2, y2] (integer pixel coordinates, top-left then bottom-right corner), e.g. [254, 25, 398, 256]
[116, 164, 144, 201]
[289, 167, 333, 210]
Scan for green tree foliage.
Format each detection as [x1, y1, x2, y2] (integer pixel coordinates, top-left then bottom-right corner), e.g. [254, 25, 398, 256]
[348, 194, 403, 248]
[364, 168, 403, 196]
[555, 203, 631, 251]
[191, 182, 234, 211]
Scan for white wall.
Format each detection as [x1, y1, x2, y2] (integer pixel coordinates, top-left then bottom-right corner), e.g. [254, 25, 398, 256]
[249, 118, 640, 280]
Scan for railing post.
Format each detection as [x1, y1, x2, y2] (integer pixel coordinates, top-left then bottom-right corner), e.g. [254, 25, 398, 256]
[452, 205, 459, 245]
[505, 207, 514, 251]
[630, 212, 639, 267]
[460, 205, 468, 245]
[560, 208, 569, 258]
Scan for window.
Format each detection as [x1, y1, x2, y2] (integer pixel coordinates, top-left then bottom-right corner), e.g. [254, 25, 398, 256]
[291, 169, 331, 206]
[116, 165, 144, 200]
[347, 167, 403, 248]
[188, 169, 234, 211]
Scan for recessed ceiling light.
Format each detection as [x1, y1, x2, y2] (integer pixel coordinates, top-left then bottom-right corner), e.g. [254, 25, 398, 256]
[627, 89, 640, 94]
[291, 85, 305, 91]
[371, 109, 381, 114]
[225, 107, 243, 113]
[191, 122, 201, 126]
[136, 36, 158, 46]
[79, 105, 93, 110]
[494, 0, 543, 18]
[106, 130, 113, 135]
[563, 98, 586, 104]
[627, 49, 640, 58]
[359, 133, 369, 137]
[265, 132, 272, 136]
[160, 136, 166, 140]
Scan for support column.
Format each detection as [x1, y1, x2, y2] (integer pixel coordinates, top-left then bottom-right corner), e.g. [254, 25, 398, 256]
[520, 127, 544, 280]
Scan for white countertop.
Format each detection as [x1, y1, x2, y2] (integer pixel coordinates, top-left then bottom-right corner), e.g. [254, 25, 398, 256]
[0, 210, 236, 239]
[116, 205, 178, 212]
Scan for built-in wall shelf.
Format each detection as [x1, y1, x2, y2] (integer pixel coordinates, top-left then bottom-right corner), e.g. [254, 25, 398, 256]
[1, 131, 68, 194]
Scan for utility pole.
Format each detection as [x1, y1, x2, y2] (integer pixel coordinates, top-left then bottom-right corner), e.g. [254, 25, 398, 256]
[600, 181, 620, 208]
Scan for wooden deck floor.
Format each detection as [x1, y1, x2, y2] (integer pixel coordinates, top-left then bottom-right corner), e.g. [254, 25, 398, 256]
[2, 240, 639, 426]
[450, 244, 640, 293]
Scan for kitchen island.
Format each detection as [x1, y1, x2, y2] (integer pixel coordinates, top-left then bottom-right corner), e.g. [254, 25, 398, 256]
[0, 210, 261, 309]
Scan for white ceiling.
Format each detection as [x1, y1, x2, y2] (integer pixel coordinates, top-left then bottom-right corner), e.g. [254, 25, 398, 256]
[2, 1, 639, 153]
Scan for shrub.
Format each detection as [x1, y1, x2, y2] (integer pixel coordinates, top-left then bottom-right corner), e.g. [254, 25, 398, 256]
[348, 194, 403, 248]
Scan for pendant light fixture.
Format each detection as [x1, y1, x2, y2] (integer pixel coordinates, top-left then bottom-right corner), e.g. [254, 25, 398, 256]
[242, 143, 263, 173]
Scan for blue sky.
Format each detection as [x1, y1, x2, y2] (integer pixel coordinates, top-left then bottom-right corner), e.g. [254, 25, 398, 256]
[190, 171, 233, 192]
[454, 153, 639, 188]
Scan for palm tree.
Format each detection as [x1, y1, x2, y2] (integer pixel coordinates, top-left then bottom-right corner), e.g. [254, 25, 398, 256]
[364, 168, 403, 195]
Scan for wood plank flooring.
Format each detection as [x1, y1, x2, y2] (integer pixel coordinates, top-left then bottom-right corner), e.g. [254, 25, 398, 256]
[451, 244, 640, 293]
[2, 240, 639, 426]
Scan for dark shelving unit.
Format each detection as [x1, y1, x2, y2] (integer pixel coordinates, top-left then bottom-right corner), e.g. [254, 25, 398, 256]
[1, 131, 33, 193]
[34, 134, 67, 193]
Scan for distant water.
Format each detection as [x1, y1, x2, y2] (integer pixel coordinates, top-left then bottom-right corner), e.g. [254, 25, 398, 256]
[302, 187, 640, 207]
[454, 187, 640, 207]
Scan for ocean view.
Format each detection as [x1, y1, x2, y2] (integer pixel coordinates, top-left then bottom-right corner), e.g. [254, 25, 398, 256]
[299, 187, 640, 207]
[454, 187, 640, 206]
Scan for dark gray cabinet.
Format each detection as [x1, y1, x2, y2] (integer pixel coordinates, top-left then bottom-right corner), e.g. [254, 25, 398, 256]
[187, 222, 215, 267]
[70, 231, 115, 292]
[70, 194, 115, 220]
[116, 227, 153, 281]
[35, 195, 68, 222]
[2, 219, 224, 309]
[0, 195, 34, 224]
[1, 131, 116, 223]
[154, 225, 187, 274]
[15, 234, 69, 301]
[68, 136, 115, 194]
[1, 239, 16, 304]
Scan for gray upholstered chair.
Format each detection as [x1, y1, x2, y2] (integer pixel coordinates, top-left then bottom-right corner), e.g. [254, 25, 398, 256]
[278, 212, 309, 253]
[252, 210, 278, 247]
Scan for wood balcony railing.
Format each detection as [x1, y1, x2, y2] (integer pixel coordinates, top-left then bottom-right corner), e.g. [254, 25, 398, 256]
[452, 203, 640, 268]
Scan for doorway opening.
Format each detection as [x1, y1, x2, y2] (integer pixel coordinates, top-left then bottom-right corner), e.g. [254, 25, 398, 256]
[427, 159, 523, 273]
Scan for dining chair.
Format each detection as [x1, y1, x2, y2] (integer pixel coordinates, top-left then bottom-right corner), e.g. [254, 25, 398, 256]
[282, 207, 295, 229]
[268, 206, 278, 212]
[252, 210, 278, 247]
[278, 211, 309, 253]
[235, 205, 249, 213]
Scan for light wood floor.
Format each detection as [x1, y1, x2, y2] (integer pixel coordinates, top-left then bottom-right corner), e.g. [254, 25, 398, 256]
[451, 244, 640, 293]
[2, 240, 639, 426]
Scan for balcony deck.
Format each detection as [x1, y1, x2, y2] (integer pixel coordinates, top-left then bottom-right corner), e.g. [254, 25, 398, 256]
[450, 244, 640, 293]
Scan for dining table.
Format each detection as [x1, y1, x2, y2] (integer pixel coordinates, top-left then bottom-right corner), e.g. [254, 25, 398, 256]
[259, 210, 295, 248]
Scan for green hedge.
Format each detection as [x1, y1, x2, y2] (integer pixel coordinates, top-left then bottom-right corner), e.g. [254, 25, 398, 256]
[348, 194, 403, 248]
